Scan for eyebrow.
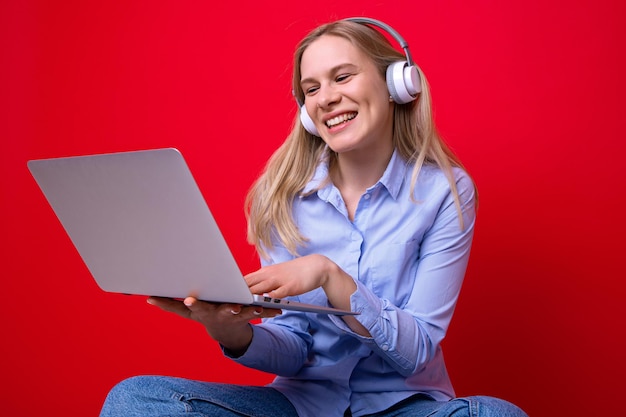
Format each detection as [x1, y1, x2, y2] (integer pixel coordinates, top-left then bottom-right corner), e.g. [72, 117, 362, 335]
[300, 63, 359, 86]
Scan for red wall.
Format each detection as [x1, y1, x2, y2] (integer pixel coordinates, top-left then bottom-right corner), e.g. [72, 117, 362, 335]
[2, 1, 625, 415]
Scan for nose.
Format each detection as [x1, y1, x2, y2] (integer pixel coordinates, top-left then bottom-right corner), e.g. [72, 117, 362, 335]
[317, 85, 341, 109]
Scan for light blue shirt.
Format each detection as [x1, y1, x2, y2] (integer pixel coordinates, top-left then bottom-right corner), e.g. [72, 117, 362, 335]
[230, 149, 477, 417]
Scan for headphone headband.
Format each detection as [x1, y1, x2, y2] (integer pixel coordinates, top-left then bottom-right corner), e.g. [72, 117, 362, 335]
[344, 17, 415, 67]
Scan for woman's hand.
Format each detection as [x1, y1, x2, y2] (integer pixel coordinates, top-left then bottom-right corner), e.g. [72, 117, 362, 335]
[244, 254, 332, 299]
[245, 255, 370, 337]
[147, 296, 281, 355]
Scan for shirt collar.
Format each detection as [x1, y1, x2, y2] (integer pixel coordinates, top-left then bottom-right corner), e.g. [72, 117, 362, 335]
[301, 152, 331, 196]
[301, 148, 408, 201]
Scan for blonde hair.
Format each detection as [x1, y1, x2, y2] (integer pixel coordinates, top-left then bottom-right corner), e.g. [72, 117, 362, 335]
[245, 19, 470, 258]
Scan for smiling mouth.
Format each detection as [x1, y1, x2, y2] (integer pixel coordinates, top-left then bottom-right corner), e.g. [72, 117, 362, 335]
[325, 112, 357, 128]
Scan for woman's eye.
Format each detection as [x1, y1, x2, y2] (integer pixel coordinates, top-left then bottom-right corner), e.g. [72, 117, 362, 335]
[304, 86, 319, 95]
[336, 74, 352, 82]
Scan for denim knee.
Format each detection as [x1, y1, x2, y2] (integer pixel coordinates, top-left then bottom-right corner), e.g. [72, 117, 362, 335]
[100, 376, 297, 417]
[453, 395, 528, 417]
[100, 376, 186, 417]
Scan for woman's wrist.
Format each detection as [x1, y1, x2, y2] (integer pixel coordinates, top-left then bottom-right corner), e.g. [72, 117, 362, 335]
[319, 256, 355, 307]
[211, 323, 253, 356]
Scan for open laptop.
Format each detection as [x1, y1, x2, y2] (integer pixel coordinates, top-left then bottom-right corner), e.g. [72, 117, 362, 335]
[27, 148, 357, 316]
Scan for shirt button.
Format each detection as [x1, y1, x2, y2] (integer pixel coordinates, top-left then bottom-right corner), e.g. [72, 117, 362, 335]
[381, 344, 389, 351]
[363, 194, 371, 200]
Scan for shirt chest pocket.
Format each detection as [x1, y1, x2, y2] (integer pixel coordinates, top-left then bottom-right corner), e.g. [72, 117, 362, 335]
[367, 239, 420, 306]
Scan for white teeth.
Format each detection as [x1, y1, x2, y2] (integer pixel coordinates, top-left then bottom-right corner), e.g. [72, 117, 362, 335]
[325, 112, 357, 128]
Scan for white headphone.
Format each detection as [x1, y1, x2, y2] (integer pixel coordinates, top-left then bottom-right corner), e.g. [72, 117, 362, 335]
[296, 17, 421, 137]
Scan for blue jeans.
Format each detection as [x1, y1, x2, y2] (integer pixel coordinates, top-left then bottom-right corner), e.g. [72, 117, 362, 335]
[99, 376, 528, 417]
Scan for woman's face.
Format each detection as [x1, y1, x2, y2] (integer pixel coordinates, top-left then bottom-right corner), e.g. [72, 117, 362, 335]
[299, 34, 394, 157]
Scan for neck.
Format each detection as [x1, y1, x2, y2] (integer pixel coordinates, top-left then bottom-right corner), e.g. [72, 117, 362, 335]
[331, 143, 393, 194]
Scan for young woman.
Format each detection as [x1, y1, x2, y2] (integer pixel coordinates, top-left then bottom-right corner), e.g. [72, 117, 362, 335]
[100, 18, 528, 417]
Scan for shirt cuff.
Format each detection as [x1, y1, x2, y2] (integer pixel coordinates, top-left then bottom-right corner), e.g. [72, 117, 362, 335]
[221, 325, 270, 367]
[328, 280, 382, 342]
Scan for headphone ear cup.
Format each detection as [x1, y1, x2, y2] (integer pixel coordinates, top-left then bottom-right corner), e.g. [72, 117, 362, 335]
[386, 61, 421, 104]
[299, 104, 320, 136]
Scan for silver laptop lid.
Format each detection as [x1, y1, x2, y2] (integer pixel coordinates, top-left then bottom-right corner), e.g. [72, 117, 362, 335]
[28, 148, 254, 304]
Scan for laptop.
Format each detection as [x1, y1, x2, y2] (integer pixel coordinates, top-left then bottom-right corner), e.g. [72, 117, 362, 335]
[27, 148, 358, 316]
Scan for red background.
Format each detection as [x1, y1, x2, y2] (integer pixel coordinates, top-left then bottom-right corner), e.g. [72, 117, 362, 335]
[2, 1, 625, 416]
